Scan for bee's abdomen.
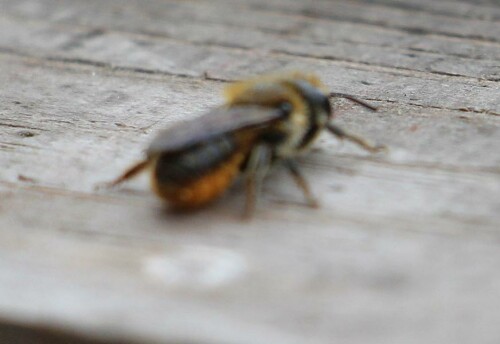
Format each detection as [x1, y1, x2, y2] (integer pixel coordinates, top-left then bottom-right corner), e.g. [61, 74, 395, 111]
[151, 135, 246, 208]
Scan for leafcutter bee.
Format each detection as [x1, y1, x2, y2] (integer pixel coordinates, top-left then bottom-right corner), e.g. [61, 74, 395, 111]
[106, 72, 385, 217]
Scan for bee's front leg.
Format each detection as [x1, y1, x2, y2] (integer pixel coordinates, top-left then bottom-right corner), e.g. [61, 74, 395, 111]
[327, 124, 387, 153]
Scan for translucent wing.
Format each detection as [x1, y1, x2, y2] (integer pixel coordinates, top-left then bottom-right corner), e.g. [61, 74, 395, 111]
[147, 105, 286, 156]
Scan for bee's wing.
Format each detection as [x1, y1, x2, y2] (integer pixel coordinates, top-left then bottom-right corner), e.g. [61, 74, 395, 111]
[147, 105, 286, 156]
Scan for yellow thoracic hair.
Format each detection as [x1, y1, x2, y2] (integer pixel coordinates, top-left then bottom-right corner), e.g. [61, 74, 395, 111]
[223, 72, 326, 118]
[224, 71, 324, 102]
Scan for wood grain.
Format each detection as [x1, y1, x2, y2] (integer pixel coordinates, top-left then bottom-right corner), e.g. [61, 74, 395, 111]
[0, 0, 499, 343]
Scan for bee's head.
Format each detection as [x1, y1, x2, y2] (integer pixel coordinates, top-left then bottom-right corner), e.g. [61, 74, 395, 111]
[291, 80, 333, 126]
[292, 78, 378, 124]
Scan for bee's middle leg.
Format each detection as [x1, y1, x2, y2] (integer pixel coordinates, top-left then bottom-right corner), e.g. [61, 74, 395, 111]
[285, 160, 319, 208]
[243, 144, 272, 218]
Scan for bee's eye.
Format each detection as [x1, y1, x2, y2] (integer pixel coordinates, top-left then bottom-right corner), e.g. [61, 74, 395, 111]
[279, 102, 293, 116]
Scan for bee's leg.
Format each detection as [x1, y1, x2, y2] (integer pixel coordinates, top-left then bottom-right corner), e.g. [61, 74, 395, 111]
[327, 123, 387, 153]
[97, 159, 150, 190]
[243, 145, 272, 218]
[285, 160, 319, 208]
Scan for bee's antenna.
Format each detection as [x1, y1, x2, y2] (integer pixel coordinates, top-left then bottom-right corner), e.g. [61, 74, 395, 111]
[329, 92, 378, 112]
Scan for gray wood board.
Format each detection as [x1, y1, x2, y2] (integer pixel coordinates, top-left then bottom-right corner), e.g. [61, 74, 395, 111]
[1, 0, 500, 343]
[1, 1, 500, 80]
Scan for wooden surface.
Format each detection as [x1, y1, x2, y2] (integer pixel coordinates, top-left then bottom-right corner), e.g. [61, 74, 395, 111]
[1, 0, 500, 343]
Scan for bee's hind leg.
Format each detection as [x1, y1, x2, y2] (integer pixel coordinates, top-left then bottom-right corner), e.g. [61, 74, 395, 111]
[327, 124, 386, 153]
[285, 160, 319, 208]
[96, 159, 150, 190]
[243, 144, 272, 218]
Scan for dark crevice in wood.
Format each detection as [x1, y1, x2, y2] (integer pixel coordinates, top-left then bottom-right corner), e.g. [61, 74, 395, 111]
[44, 56, 109, 69]
[58, 28, 106, 51]
[134, 28, 253, 52]
[0, 141, 39, 149]
[0, 122, 48, 132]
[364, 97, 500, 117]
[404, 45, 498, 61]
[4, 50, 197, 79]
[269, 48, 500, 83]
[0, 319, 140, 344]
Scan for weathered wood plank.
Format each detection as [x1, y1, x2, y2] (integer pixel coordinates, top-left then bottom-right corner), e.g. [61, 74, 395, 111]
[358, 0, 500, 21]
[219, 0, 500, 42]
[1, 54, 499, 171]
[0, 55, 499, 232]
[1, 0, 500, 343]
[364, 0, 500, 20]
[2, 0, 500, 79]
[1, 180, 500, 344]
[0, 17, 499, 116]
[5, 0, 500, 38]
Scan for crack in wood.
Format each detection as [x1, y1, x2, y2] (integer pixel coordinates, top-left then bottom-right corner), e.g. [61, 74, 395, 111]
[59, 28, 106, 51]
[363, 97, 500, 117]
[0, 122, 47, 131]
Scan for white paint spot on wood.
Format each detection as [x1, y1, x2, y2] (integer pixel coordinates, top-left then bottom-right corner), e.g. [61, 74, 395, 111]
[144, 246, 247, 290]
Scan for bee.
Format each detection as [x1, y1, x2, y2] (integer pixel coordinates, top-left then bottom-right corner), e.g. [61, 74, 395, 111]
[105, 72, 385, 217]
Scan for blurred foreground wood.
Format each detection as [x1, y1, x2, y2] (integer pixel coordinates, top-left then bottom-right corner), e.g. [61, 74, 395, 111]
[0, 0, 499, 343]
